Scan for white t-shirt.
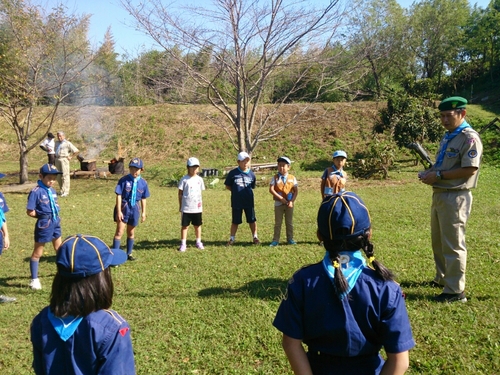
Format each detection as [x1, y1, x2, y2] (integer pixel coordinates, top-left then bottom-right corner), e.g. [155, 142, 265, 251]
[178, 174, 205, 213]
[40, 138, 55, 155]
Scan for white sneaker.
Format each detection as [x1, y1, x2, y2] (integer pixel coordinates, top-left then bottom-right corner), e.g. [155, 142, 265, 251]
[60, 193, 68, 197]
[0, 295, 16, 303]
[29, 278, 42, 290]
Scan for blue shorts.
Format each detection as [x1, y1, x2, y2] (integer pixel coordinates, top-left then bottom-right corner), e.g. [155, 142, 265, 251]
[0, 231, 3, 255]
[232, 207, 256, 225]
[34, 216, 61, 244]
[114, 203, 140, 227]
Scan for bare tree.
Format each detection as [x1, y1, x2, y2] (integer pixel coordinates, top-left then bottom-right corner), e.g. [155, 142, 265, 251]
[123, 0, 367, 153]
[0, 0, 96, 183]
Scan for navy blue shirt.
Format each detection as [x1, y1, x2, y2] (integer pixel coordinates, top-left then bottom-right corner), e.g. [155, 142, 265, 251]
[224, 167, 256, 209]
[273, 262, 415, 374]
[31, 307, 136, 375]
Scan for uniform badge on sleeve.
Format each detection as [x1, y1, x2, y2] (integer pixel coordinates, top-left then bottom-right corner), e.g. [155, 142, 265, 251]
[468, 150, 478, 158]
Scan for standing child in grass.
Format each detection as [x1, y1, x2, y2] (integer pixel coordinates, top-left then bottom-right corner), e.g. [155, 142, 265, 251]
[31, 234, 135, 374]
[112, 158, 150, 261]
[0, 173, 15, 303]
[26, 164, 63, 290]
[321, 150, 348, 199]
[224, 151, 260, 246]
[178, 157, 206, 252]
[269, 156, 298, 247]
[274, 192, 415, 375]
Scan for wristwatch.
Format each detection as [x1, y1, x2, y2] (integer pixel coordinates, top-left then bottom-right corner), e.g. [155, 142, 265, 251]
[436, 171, 442, 180]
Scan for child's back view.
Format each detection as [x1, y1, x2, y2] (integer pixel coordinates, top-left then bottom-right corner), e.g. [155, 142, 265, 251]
[178, 157, 205, 252]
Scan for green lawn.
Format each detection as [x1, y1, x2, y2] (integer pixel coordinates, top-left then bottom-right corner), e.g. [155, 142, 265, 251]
[0, 164, 499, 374]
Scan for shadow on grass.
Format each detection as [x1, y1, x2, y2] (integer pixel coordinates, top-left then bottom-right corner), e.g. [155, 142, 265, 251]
[198, 277, 287, 301]
[23, 255, 57, 263]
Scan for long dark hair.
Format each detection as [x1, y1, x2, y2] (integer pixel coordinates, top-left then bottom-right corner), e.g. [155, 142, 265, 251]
[50, 266, 114, 317]
[322, 228, 395, 299]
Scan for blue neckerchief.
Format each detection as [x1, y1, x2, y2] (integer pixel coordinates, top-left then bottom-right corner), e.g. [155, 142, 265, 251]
[322, 250, 366, 300]
[129, 175, 141, 207]
[55, 140, 66, 157]
[0, 207, 5, 224]
[331, 164, 344, 177]
[434, 121, 471, 168]
[278, 173, 288, 184]
[37, 180, 59, 220]
[237, 167, 250, 174]
[47, 309, 83, 342]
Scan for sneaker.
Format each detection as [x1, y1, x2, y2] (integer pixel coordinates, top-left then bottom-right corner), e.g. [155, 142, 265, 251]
[178, 244, 187, 252]
[428, 280, 443, 288]
[127, 255, 137, 261]
[196, 242, 205, 250]
[253, 238, 261, 245]
[269, 241, 279, 247]
[434, 292, 467, 303]
[0, 295, 16, 303]
[226, 239, 235, 246]
[60, 193, 68, 197]
[287, 239, 297, 245]
[29, 278, 42, 290]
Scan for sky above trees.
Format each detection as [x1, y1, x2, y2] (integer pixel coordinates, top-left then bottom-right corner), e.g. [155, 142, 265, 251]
[38, 0, 491, 57]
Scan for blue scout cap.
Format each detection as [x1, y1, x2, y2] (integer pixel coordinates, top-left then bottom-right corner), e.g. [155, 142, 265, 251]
[277, 156, 291, 165]
[129, 157, 144, 169]
[332, 150, 347, 159]
[438, 96, 467, 111]
[57, 234, 128, 278]
[317, 192, 371, 241]
[40, 164, 62, 175]
[187, 157, 200, 167]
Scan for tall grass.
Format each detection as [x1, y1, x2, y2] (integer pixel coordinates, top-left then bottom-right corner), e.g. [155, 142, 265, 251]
[0, 163, 499, 374]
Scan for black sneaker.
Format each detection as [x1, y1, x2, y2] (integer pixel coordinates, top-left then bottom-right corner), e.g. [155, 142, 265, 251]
[428, 280, 443, 288]
[434, 292, 467, 303]
[127, 255, 137, 261]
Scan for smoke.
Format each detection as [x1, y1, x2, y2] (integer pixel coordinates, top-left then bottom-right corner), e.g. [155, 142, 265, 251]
[77, 108, 113, 160]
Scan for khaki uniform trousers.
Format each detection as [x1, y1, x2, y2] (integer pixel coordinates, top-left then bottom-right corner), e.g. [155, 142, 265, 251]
[273, 204, 294, 242]
[431, 189, 472, 294]
[55, 157, 71, 195]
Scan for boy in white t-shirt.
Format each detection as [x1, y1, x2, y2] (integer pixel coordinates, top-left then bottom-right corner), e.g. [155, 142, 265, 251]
[177, 157, 206, 252]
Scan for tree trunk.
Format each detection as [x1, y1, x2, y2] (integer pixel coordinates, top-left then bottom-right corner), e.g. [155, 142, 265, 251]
[19, 149, 29, 184]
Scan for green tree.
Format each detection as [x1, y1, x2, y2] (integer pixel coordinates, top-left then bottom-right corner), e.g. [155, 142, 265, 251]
[0, 0, 96, 183]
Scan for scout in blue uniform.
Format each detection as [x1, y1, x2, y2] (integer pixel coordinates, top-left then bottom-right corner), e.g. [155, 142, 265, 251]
[273, 192, 415, 375]
[224, 151, 260, 245]
[112, 158, 150, 261]
[31, 234, 135, 375]
[26, 164, 63, 290]
[0, 173, 16, 303]
[419, 96, 483, 303]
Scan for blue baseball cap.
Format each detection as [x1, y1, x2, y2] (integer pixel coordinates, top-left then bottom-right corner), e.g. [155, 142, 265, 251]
[56, 234, 128, 278]
[317, 192, 371, 241]
[39, 164, 62, 175]
[332, 150, 347, 159]
[129, 158, 144, 169]
[277, 156, 291, 165]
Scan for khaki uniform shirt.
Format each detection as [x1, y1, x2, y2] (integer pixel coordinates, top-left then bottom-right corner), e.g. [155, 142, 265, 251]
[55, 140, 79, 158]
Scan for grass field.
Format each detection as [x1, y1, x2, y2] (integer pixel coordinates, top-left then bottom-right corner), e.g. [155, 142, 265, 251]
[0, 162, 499, 374]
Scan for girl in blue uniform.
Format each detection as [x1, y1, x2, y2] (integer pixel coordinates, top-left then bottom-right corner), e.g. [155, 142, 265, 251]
[112, 158, 150, 261]
[31, 234, 135, 375]
[273, 191, 415, 375]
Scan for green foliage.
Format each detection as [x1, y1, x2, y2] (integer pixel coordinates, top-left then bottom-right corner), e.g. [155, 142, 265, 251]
[351, 137, 397, 179]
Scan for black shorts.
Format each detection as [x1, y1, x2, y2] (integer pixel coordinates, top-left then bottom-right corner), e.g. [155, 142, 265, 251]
[181, 212, 203, 227]
[231, 207, 256, 225]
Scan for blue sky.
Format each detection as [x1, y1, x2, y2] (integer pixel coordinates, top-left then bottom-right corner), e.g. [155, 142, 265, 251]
[40, 0, 492, 58]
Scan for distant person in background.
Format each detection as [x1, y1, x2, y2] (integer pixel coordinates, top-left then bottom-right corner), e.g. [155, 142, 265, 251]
[419, 96, 483, 303]
[178, 157, 206, 252]
[26, 164, 63, 291]
[321, 150, 348, 199]
[274, 192, 415, 375]
[224, 151, 260, 246]
[31, 234, 135, 374]
[0, 172, 16, 303]
[54, 131, 79, 197]
[39, 132, 56, 165]
[268, 156, 298, 247]
[112, 158, 150, 261]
